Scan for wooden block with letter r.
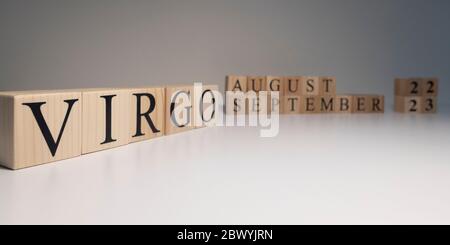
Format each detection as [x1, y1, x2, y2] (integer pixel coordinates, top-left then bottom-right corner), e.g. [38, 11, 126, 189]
[82, 89, 131, 154]
[165, 85, 194, 135]
[129, 87, 165, 143]
[0, 90, 81, 170]
[193, 84, 219, 128]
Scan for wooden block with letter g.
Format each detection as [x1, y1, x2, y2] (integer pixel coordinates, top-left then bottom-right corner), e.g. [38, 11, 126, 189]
[193, 84, 219, 128]
[0, 90, 81, 170]
[129, 87, 165, 143]
[265, 76, 283, 114]
[165, 85, 194, 135]
[82, 89, 131, 154]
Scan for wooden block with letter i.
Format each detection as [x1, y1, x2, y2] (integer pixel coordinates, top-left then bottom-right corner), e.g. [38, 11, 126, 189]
[82, 89, 130, 154]
[165, 85, 194, 135]
[0, 90, 82, 170]
[129, 87, 165, 143]
[193, 84, 219, 128]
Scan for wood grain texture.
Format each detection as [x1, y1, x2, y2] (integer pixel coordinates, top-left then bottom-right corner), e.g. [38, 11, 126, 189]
[319, 76, 336, 95]
[247, 76, 267, 92]
[335, 95, 353, 113]
[395, 78, 423, 96]
[283, 76, 302, 96]
[299, 96, 319, 114]
[282, 96, 300, 114]
[421, 78, 438, 96]
[395, 96, 422, 113]
[226, 75, 247, 92]
[301, 76, 320, 96]
[318, 96, 335, 113]
[265, 76, 284, 95]
[82, 89, 130, 154]
[129, 87, 165, 143]
[422, 96, 437, 113]
[193, 84, 219, 128]
[0, 91, 81, 170]
[165, 85, 194, 135]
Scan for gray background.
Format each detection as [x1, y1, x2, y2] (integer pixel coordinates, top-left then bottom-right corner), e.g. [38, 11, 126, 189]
[1, 0, 449, 105]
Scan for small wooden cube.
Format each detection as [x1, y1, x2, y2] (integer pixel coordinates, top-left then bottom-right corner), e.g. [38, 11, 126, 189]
[129, 87, 165, 143]
[422, 96, 437, 113]
[301, 76, 320, 96]
[395, 96, 422, 113]
[247, 93, 269, 115]
[0, 90, 81, 170]
[282, 96, 300, 114]
[193, 84, 220, 128]
[351, 95, 369, 113]
[165, 85, 194, 135]
[225, 90, 246, 115]
[421, 78, 438, 96]
[226, 75, 247, 92]
[268, 92, 282, 114]
[366, 95, 384, 113]
[247, 76, 267, 92]
[82, 89, 131, 154]
[335, 95, 353, 113]
[299, 96, 319, 114]
[283, 76, 302, 96]
[318, 96, 335, 113]
[395, 78, 422, 96]
[266, 76, 284, 95]
[319, 76, 337, 95]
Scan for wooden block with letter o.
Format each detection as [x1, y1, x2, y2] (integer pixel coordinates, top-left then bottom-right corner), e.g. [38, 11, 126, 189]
[165, 85, 194, 135]
[193, 84, 219, 128]
[0, 90, 81, 170]
[82, 89, 130, 154]
[129, 87, 165, 143]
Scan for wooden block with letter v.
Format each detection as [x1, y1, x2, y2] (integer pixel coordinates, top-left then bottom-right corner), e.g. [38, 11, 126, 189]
[129, 87, 165, 143]
[226, 75, 247, 115]
[0, 90, 81, 170]
[82, 89, 131, 154]
[165, 85, 194, 135]
[193, 84, 219, 128]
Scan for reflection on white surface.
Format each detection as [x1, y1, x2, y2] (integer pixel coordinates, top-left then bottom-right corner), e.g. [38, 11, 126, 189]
[1, 108, 450, 224]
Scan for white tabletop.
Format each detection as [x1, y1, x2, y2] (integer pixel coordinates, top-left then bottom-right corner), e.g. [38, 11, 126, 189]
[1, 109, 450, 224]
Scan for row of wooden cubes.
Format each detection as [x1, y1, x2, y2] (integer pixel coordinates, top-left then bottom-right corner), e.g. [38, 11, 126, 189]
[226, 75, 337, 95]
[394, 78, 438, 113]
[234, 94, 384, 114]
[0, 85, 218, 170]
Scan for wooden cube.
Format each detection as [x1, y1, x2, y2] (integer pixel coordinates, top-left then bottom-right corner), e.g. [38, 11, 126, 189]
[394, 96, 422, 113]
[82, 89, 130, 154]
[421, 78, 438, 96]
[268, 92, 282, 114]
[193, 84, 219, 128]
[351, 95, 369, 113]
[335, 95, 353, 113]
[266, 76, 284, 95]
[0, 90, 81, 170]
[367, 95, 384, 113]
[422, 96, 437, 113]
[283, 76, 302, 96]
[282, 96, 300, 114]
[301, 76, 320, 96]
[319, 76, 336, 95]
[226, 75, 247, 92]
[299, 96, 319, 114]
[165, 85, 194, 135]
[318, 96, 335, 113]
[395, 78, 422, 96]
[225, 90, 246, 115]
[247, 76, 267, 92]
[129, 87, 165, 143]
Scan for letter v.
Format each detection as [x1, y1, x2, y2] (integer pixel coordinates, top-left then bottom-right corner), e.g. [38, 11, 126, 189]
[23, 99, 79, 156]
